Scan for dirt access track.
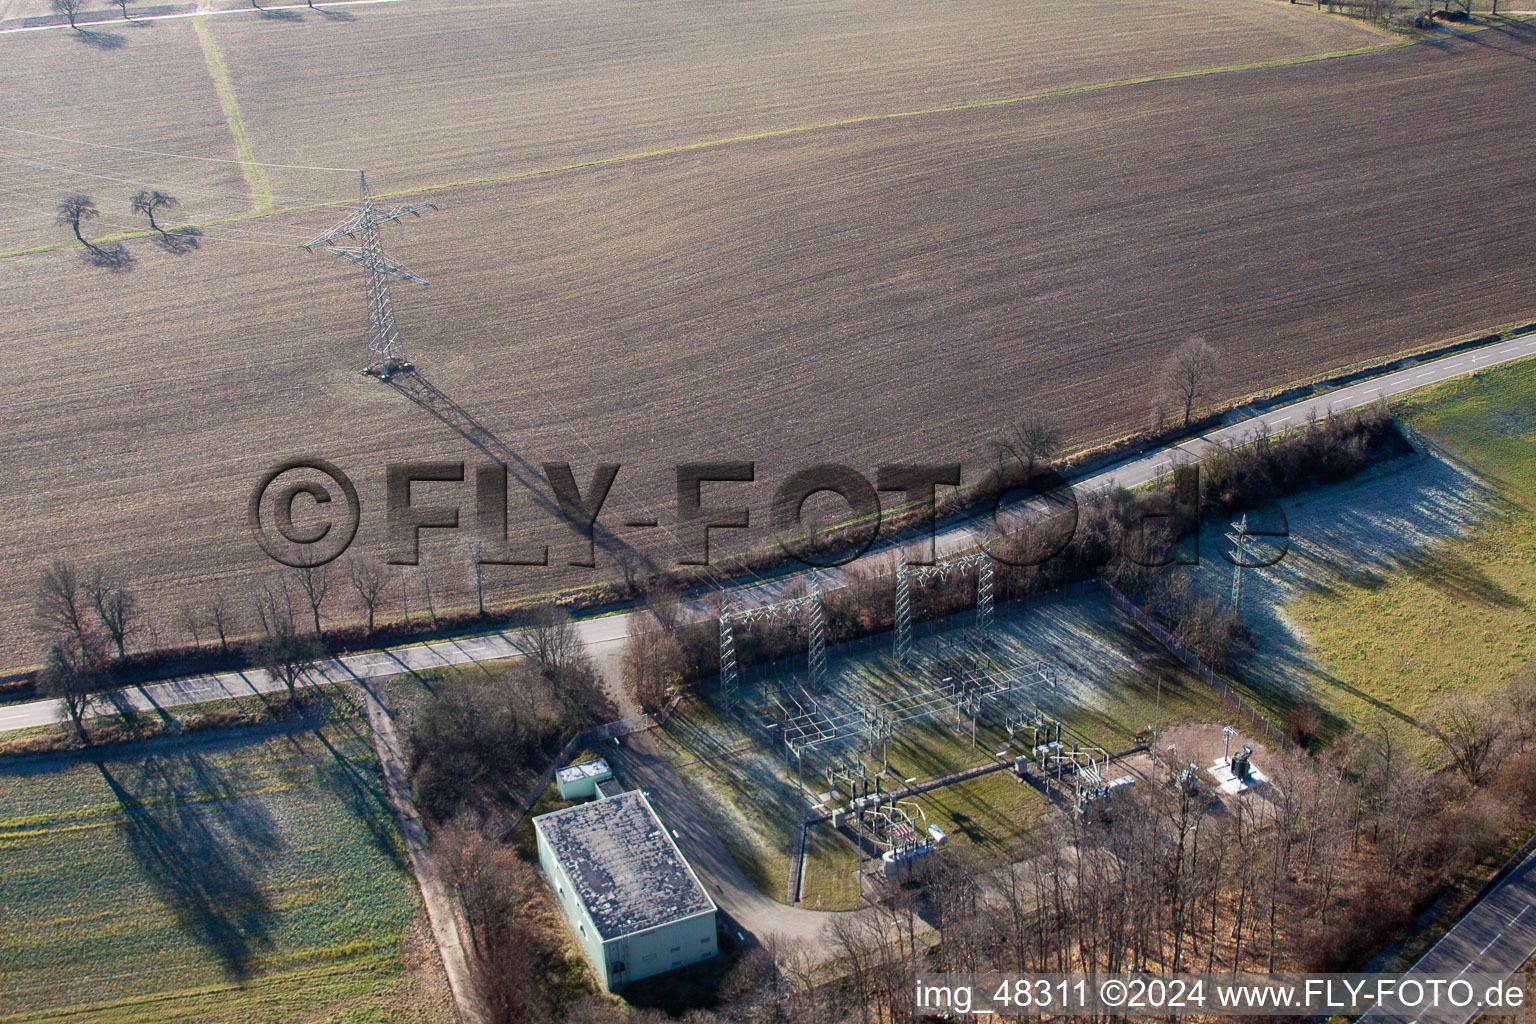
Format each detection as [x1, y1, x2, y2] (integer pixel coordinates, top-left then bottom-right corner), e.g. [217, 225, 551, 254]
[0, 3, 1533, 670]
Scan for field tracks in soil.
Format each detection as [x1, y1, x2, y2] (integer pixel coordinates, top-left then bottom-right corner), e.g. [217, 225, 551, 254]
[0, 32, 1409, 262]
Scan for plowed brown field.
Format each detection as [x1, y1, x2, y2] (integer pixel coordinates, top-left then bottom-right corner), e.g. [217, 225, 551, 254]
[0, 2, 1532, 669]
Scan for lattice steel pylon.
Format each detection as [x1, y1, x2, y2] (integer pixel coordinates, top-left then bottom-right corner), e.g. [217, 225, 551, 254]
[719, 591, 739, 708]
[302, 171, 436, 380]
[806, 576, 827, 690]
[893, 523, 995, 665]
[894, 549, 914, 666]
[1229, 514, 1249, 613]
[976, 531, 995, 634]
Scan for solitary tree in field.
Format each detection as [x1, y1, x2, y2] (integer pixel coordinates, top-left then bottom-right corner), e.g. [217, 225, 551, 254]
[55, 194, 99, 249]
[108, 0, 134, 19]
[50, 0, 89, 28]
[1162, 337, 1221, 429]
[129, 190, 177, 232]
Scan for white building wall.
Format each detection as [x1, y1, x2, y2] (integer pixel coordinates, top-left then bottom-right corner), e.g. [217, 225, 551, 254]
[601, 909, 718, 988]
[535, 823, 610, 986]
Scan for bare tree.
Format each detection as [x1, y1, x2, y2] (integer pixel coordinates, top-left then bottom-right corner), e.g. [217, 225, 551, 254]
[621, 611, 684, 713]
[87, 569, 139, 661]
[1508, 667, 1536, 753]
[179, 604, 203, 649]
[55, 194, 99, 246]
[1162, 338, 1220, 428]
[510, 604, 584, 683]
[293, 565, 330, 636]
[39, 631, 107, 738]
[208, 590, 235, 652]
[108, 0, 134, 19]
[462, 539, 488, 617]
[50, 0, 89, 28]
[347, 554, 388, 633]
[35, 559, 88, 645]
[436, 824, 561, 1024]
[254, 583, 322, 704]
[1434, 693, 1507, 787]
[129, 190, 177, 231]
[992, 411, 1063, 478]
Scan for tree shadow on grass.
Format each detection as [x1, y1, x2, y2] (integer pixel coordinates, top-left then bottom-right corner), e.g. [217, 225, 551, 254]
[305, 724, 405, 868]
[316, 5, 355, 19]
[258, 6, 303, 19]
[1398, 543, 1525, 609]
[97, 754, 280, 979]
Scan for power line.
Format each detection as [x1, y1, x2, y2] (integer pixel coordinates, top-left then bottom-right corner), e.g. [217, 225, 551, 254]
[0, 149, 342, 209]
[0, 125, 360, 174]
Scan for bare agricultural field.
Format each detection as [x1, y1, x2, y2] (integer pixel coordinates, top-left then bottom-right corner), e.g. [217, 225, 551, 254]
[0, 20, 248, 249]
[202, 0, 1386, 210]
[0, 28, 1533, 669]
[0, 0, 1386, 253]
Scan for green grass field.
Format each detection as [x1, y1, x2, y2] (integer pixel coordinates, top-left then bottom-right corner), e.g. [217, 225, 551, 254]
[1287, 357, 1536, 760]
[0, 690, 443, 1024]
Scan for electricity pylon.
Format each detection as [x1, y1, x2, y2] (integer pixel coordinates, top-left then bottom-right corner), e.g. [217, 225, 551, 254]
[1229, 514, 1249, 613]
[302, 171, 435, 380]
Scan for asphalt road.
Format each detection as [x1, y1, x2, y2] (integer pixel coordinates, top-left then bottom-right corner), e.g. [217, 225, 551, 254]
[2, 329, 1532, 737]
[1358, 848, 1536, 1024]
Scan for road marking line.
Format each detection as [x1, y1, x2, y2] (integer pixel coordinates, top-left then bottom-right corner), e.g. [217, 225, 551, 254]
[1457, 960, 1474, 977]
[1510, 905, 1530, 926]
[1480, 933, 1502, 954]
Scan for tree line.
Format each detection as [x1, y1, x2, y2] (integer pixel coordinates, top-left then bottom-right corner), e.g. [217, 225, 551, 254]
[52, 0, 324, 29]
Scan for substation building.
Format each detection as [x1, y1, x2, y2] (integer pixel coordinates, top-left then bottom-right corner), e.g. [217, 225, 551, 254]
[534, 789, 718, 990]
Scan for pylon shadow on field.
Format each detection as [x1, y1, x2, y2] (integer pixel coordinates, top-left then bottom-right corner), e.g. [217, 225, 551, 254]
[97, 755, 279, 978]
[387, 370, 653, 574]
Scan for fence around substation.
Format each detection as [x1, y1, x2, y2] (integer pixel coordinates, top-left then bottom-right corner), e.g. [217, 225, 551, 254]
[1099, 581, 1296, 754]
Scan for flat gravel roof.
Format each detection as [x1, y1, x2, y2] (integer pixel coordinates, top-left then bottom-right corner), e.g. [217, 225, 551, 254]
[535, 789, 714, 940]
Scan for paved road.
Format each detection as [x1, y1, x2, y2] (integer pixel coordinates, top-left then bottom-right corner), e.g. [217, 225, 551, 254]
[3, 329, 1532, 736]
[0, 615, 634, 733]
[0, 0, 404, 36]
[1359, 846, 1536, 1024]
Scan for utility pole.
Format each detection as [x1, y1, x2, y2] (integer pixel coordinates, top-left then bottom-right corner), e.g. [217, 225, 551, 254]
[302, 171, 436, 380]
